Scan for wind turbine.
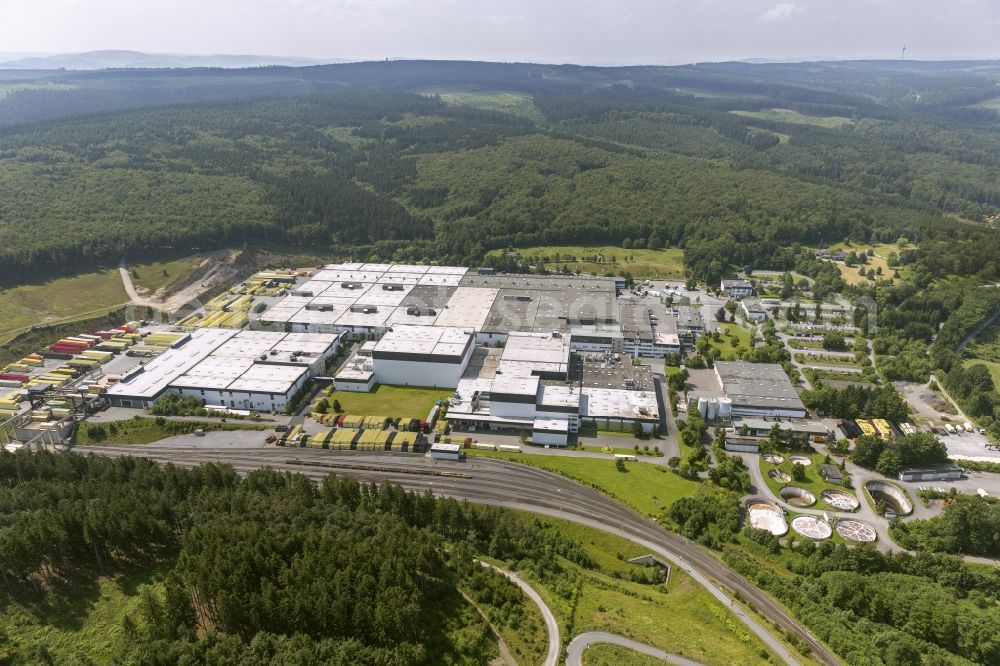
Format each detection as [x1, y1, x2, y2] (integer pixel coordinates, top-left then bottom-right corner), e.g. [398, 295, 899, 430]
[901, 45, 906, 60]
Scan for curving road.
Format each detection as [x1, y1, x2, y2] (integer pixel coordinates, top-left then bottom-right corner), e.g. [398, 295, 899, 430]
[566, 632, 705, 666]
[78, 444, 836, 666]
[478, 561, 559, 666]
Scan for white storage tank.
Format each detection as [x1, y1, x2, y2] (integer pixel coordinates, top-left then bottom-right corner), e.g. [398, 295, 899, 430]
[718, 397, 733, 419]
[697, 397, 708, 418]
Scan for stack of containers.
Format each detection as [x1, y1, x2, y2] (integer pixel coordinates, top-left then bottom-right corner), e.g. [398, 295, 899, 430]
[48, 337, 93, 356]
[81, 350, 113, 364]
[0, 397, 24, 419]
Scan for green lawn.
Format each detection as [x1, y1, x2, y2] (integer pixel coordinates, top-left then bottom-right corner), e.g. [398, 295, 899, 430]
[0, 268, 128, 342]
[0, 568, 163, 662]
[127, 255, 207, 296]
[709, 323, 753, 360]
[760, 451, 852, 512]
[826, 242, 908, 286]
[794, 353, 860, 367]
[584, 644, 665, 666]
[731, 108, 854, 128]
[964, 358, 1000, 387]
[74, 418, 265, 445]
[514, 516, 777, 665]
[490, 245, 686, 280]
[320, 384, 453, 419]
[467, 450, 698, 517]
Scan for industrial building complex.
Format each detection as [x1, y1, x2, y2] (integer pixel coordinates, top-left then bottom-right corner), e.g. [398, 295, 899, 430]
[0, 262, 829, 451]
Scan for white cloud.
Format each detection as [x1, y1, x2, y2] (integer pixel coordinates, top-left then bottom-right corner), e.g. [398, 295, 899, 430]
[761, 2, 801, 21]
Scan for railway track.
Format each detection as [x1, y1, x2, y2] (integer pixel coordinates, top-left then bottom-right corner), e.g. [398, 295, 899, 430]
[81, 445, 837, 665]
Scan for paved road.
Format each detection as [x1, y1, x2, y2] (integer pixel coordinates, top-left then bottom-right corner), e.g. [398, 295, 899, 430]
[118, 250, 236, 313]
[78, 444, 833, 665]
[478, 561, 559, 666]
[566, 632, 704, 666]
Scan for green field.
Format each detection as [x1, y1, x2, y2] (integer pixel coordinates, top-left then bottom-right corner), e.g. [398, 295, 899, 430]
[971, 97, 1000, 111]
[0, 81, 77, 100]
[0, 268, 128, 342]
[709, 323, 753, 360]
[467, 451, 698, 516]
[319, 384, 453, 419]
[490, 245, 686, 280]
[519, 516, 777, 665]
[827, 242, 908, 286]
[584, 644, 664, 666]
[419, 87, 542, 121]
[73, 418, 265, 445]
[127, 255, 207, 296]
[731, 108, 854, 128]
[964, 358, 1000, 387]
[0, 568, 163, 662]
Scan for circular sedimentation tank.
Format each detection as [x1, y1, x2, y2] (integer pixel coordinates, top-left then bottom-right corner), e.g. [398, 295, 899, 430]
[864, 480, 913, 516]
[779, 486, 817, 507]
[821, 489, 859, 511]
[763, 453, 784, 465]
[746, 499, 788, 536]
[835, 520, 877, 542]
[768, 469, 792, 483]
[792, 516, 832, 540]
[789, 454, 812, 466]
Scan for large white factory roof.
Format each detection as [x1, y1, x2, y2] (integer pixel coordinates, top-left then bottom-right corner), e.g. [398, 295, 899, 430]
[433, 286, 498, 329]
[490, 374, 540, 398]
[107, 328, 239, 399]
[581, 388, 659, 421]
[373, 325, 473, 360]
[498, 332, 570, 376]
[258, 263, 476, 329]
[107, 329, 338, 401]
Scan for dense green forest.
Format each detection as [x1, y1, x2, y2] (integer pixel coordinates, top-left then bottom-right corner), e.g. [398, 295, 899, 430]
[0, 451, 596, 664]
[2, 60, 1000, 283]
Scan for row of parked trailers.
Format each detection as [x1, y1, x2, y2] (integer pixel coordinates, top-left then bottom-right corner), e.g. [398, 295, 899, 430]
[839, 419, 897, 440]
[313, 412, 428, 432]
[278, 425, 427, 452]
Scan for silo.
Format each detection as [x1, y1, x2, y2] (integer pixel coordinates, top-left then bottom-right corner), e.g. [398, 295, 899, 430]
[718, 397, 733, 420]
[697, 397, 708, 418]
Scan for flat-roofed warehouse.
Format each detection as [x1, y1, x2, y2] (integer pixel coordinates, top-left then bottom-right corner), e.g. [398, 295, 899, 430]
[714, 361, 807, 418]
[465, 273, 618, 343]
[366, 325, 476, 388]
[105, 329, 341, 411]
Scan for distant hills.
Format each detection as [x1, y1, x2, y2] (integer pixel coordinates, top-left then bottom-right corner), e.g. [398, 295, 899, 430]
[0, 49, 349, 70]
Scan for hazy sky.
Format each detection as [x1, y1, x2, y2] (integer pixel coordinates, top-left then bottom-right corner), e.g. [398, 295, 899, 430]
[1, 0, 998, 64]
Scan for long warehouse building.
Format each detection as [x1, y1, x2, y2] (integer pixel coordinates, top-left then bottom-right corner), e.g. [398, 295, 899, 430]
[105, 328, 341, 411]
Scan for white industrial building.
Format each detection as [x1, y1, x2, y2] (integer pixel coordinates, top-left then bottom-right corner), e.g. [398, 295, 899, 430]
[721, 278, 754, 298]
[713, 361, 807, 418]
[334, 326, 475, 391]
[741, 299, 768, 322]
[105, 328, 340, 411]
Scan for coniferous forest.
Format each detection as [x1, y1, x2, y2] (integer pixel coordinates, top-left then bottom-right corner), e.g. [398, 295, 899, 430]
[1, 60, 1000, 285]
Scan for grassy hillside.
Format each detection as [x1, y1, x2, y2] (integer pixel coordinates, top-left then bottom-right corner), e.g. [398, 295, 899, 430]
[489, 244, 685, 278]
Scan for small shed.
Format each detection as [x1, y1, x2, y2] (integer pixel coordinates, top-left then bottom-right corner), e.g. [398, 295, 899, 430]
[820, 463, 843, 484]
[898, 463, 963, 482]
[430, 442, 462, 461]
